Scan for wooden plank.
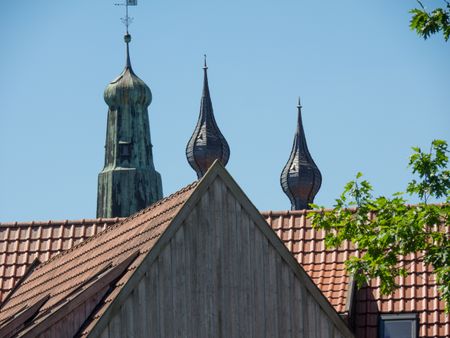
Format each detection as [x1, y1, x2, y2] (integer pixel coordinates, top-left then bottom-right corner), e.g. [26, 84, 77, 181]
[252, 222, 265, 338]
[239, 208, 252, 338]
[206, 185, 215, 336]
[227, 189, 239, 337]
[186, 208, 199, 337]
[197, 187, 210, 337]
[118, 294, 127, 338]
[279, 264, 291, 337]
[212, 177, 225, 338]
[157, 253, 166, 337]
[172, 225, 186, 337]
[222, 184, 233, 338]
[266, 245, 278, 338]
[262, 234, 271, 338]
[99, 327, 109, 338]
[320, 307, 331, 338]
[274, 246, 283, 337]
[108, 309, 121, 338]
[247, 212, 256, 338]
[292, 277, 304, 337]
[136, 276, 148, 338]
[128, 289, 136, 337]
[119, 288, 133, 337]
[234, 200, 244, 337]
[147, 260, 160, 336]
[306, 292, 315, 338]
[288, 270, 295, 338]
[183, 219, 193, 337]
[160, 242, 173, 337]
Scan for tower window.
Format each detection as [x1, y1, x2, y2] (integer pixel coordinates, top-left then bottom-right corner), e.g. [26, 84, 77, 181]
[379, 313, 418, 338]
[119, 141, 132, 158]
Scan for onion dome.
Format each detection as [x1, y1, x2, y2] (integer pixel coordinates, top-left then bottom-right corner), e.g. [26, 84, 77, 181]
[104, 34, 152, 107]
[97, 32, 162, 218]
[186, 57, 230, 179]
[280, 98, 322, 210]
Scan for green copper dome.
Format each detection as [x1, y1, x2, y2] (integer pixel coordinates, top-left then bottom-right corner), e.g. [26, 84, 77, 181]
[104, 34, 152, 107]
[97, 33, 162, 218]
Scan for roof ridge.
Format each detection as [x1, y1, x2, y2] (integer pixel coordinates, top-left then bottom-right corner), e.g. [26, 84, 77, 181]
[260, 203, 448, 216]
[0, 218, 123, 228]
[28, 181, 198, 273]
[260, 209, 330, 216]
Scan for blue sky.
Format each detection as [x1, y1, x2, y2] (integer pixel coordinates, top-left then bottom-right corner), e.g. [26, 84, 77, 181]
[0, 1, 449, 221]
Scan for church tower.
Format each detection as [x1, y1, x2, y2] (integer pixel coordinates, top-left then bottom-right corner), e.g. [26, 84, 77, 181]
[280, 98, 322, 210]
[186, 57, 230, 178]
[97, 32, 162, 218]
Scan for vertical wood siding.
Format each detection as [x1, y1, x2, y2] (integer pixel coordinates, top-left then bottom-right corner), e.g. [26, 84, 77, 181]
[97, 177, 352, 338]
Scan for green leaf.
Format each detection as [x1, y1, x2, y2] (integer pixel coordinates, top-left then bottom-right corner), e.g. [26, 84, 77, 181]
[310, 140, 450, 312]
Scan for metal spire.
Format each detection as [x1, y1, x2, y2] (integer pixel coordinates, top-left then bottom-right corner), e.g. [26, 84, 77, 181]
[115, 0, 137, 69]
[280, 98, 322, 210]
[186, 57, 230, 178]
[124, 33, 132, 69]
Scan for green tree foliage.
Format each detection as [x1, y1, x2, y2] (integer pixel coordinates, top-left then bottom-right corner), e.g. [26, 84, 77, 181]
[310, 140, 450, 311]
[410, 1, 450, 41]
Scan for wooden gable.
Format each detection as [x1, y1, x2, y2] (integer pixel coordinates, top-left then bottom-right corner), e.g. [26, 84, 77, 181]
[90, 162, 354, 338]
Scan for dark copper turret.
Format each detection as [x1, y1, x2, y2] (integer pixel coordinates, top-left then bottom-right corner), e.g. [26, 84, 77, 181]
[280, 98, 322, 210]
[186, 57, 230, 178]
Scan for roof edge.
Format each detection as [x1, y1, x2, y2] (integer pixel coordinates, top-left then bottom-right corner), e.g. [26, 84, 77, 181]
[0, 218, 123, 228]
[260, 203, 448, 216]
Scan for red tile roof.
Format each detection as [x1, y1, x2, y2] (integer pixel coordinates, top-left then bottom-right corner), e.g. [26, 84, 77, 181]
[0, 182, 196, 337]
[1, 206, 448, 337]
[0, 219, 122, 301]
[263, 210, 354, 314]
[262, 210, 450, 338]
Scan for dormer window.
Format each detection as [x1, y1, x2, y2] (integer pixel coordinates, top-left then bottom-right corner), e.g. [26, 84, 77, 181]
[379, 313, 418, 338]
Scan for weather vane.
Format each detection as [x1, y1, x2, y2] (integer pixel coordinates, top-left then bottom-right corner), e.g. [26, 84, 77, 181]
[115, 0, 137, 33]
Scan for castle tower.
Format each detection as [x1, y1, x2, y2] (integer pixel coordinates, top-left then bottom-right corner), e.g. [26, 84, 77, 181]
[280, 98, 322, 210]
[97, 33, 162, 218]
[186, 57, 230, 178]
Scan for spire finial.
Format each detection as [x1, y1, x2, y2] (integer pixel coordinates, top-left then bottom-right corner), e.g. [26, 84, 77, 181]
[115, 1, 137, 69]
[296, 96, 302, 132]
[124, 33, 132, 69]
[203, 54, 208, 70]
[297, 96, 302, 109]
[115, 0, 137, 34]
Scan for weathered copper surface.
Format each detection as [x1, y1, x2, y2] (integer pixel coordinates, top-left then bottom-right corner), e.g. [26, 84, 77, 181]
[186, 59, 230, 178]
[280, 98, 322, 210]
[97, 34, 162, 218]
